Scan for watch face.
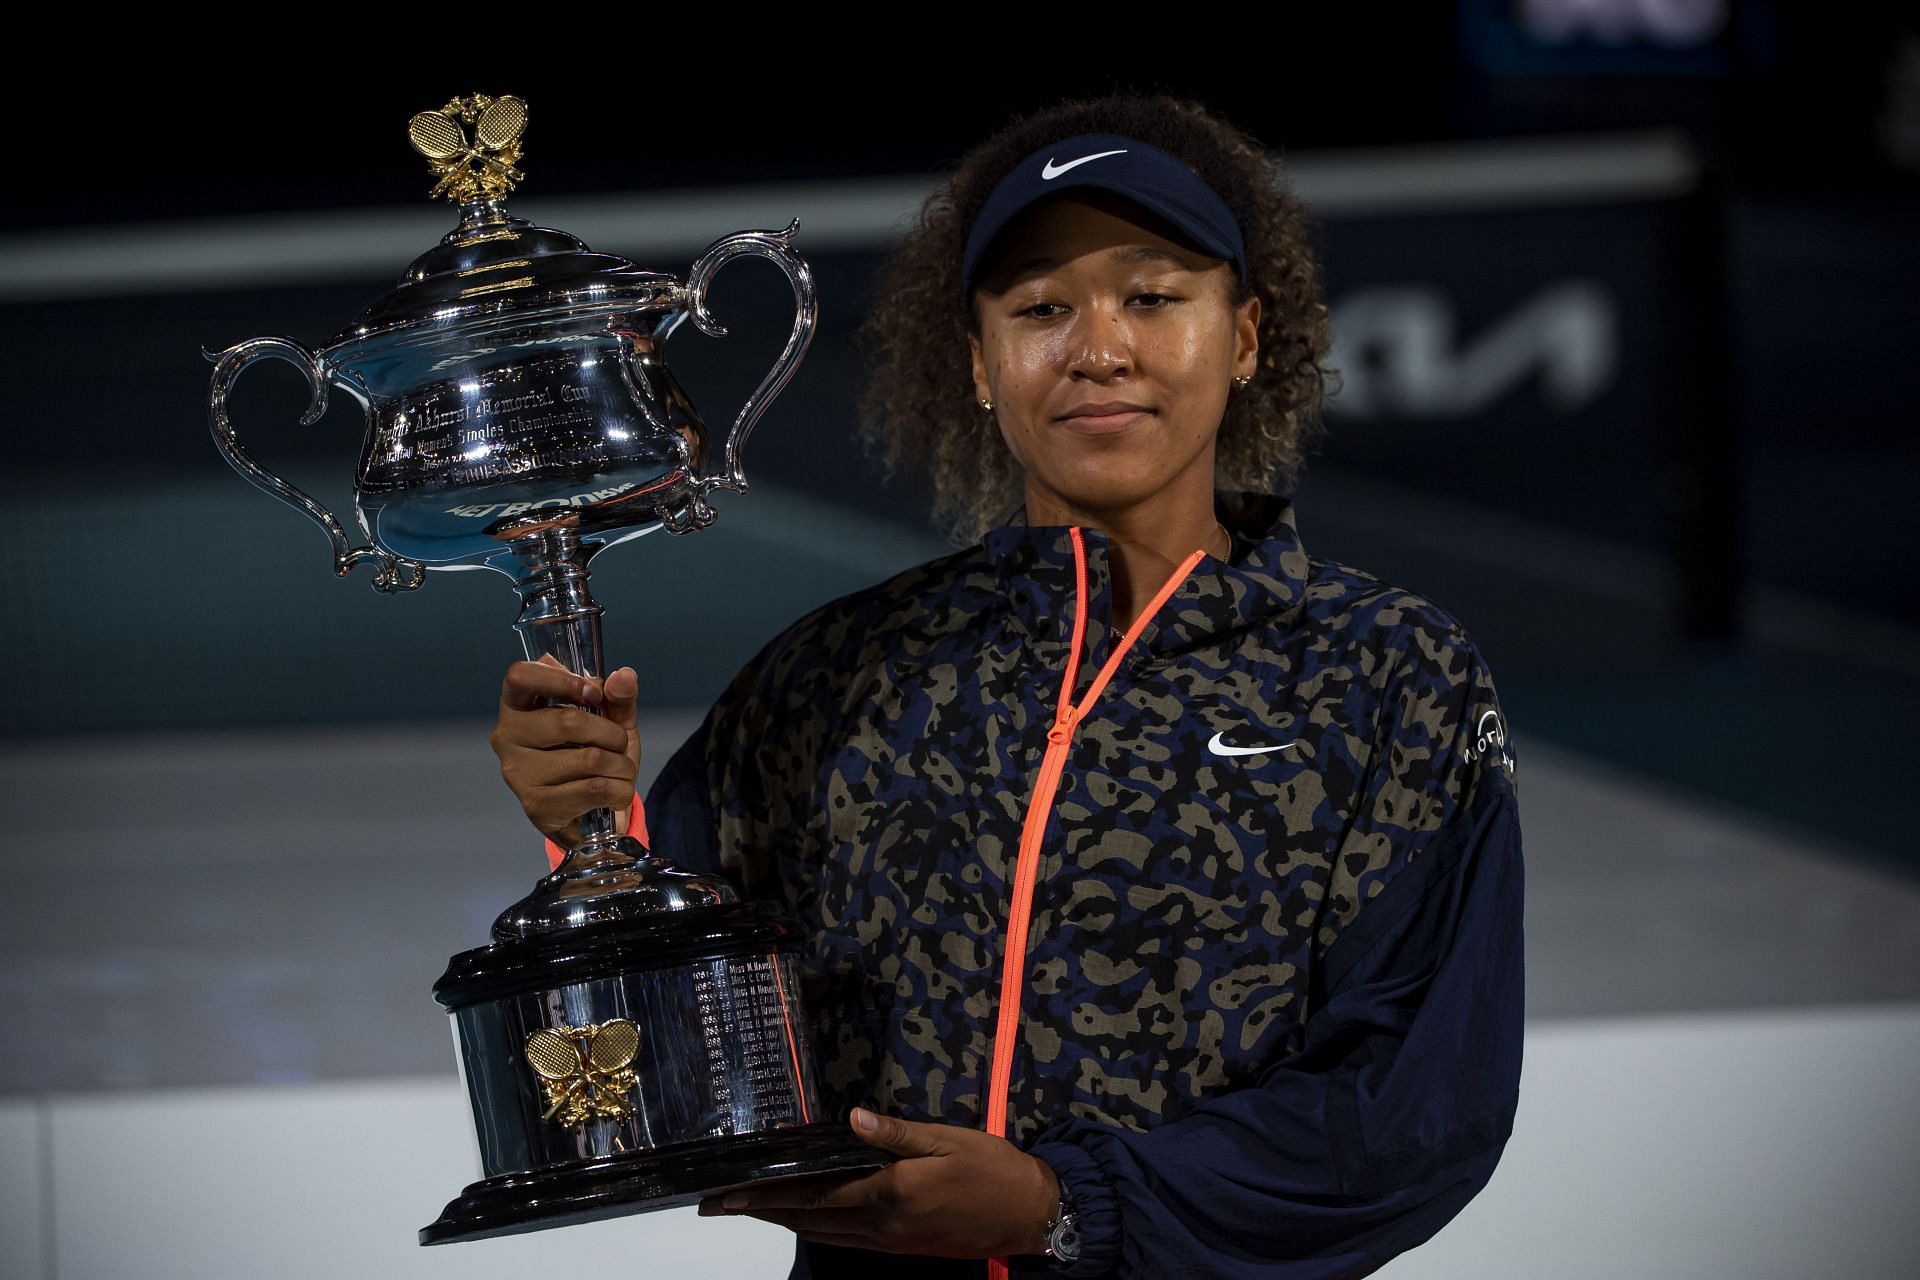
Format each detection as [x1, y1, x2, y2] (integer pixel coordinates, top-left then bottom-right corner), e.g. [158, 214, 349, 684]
[1047, 1210, 1082, 1263]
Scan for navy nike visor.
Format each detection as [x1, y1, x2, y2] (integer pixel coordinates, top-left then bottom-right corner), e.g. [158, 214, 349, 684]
[962, 132, 1248, 295]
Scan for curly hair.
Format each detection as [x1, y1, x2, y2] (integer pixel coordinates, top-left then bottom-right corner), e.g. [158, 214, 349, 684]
[857, 92, 1334, 545]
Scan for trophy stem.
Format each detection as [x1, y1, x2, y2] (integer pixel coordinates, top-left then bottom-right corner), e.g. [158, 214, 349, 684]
[493, 523, 736, 943]
[508, 524, 617, 844]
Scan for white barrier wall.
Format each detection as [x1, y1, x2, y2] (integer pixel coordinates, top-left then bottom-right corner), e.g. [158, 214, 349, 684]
[5, 1004, 1915, 1280]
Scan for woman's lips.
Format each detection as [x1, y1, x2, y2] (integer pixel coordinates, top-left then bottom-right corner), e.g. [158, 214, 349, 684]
[1056, 407, 1153, 434]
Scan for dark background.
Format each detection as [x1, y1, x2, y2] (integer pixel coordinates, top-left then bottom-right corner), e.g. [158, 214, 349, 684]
[5, 2, 1917, 865]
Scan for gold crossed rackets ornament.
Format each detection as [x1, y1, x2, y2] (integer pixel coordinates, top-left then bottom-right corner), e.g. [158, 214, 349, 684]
[407, 94, 529, 204]
[524, 1019, 641, 1132]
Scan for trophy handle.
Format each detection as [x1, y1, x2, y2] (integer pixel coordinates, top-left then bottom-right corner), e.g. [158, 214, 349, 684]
[683, 220, 817, 498]
[206, 336, 426, 593]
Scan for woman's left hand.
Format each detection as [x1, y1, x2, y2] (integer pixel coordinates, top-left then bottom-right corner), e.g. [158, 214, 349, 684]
[697, 1108, 1060, 1258]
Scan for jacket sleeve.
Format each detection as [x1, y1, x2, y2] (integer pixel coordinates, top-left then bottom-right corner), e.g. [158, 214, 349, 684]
[631, 625, 817, 899]
[1024, 630, 1525, 1279]
[639, 711, 726, 879]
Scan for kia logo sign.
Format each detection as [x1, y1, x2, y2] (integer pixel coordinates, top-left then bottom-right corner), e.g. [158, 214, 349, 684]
[1327, 281, 1618, 418]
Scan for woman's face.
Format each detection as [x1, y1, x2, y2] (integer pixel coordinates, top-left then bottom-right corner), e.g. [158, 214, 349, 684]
[969, 194, 1259, 521]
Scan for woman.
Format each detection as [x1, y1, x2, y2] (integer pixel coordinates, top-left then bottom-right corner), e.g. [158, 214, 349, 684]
[493, 93, 1524, 1279]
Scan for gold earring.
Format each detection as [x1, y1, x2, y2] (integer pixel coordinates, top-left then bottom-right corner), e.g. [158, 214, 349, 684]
[979, 397, 994, 413]
[1232, 375, 1252, 391]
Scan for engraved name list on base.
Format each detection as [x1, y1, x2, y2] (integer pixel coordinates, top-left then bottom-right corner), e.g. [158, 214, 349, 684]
[692, 952, 809, 1132]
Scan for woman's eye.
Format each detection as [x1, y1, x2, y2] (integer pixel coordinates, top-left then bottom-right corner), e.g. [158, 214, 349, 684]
[1018, 301, 1067, 318]
[1132, 292, 1176, 307]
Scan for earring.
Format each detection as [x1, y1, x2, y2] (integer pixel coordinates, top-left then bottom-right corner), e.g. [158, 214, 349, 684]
[979, 397, 994, 413]
[1232, 375, 1252, 391]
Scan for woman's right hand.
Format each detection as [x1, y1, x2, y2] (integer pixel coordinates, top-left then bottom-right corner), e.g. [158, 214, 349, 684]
[491, 656, 642, 849]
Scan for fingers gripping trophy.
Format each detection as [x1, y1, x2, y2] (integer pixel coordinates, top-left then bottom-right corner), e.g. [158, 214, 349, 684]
[206, 93, 882, 1244]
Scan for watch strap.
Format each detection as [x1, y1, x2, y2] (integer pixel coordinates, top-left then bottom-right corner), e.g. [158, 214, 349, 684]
[1043, 1196, 1081, 1264]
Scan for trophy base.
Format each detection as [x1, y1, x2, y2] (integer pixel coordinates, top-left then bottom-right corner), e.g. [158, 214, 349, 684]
[419, 1122, 884, 1245]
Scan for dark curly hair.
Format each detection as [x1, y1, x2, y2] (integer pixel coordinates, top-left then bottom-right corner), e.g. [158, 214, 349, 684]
[857, 92, 1334, 545]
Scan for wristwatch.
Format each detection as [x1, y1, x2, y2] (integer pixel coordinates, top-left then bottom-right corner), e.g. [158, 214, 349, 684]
[1043, 1195, 1081, 1265]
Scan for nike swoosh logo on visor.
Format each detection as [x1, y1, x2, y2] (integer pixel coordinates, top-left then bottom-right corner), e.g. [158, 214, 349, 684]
[1041, 150, 1128, 180]
[1206, 731, 1300, 758]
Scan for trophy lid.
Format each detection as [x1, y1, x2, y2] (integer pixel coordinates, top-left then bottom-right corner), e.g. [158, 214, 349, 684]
[324, 94, 678, 357]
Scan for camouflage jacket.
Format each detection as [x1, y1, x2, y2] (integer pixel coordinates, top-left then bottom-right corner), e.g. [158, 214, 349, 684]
[644, 492, 1525, 1279]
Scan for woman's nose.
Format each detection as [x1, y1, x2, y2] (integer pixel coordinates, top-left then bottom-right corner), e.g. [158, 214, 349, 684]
[1067, 305, 1132, 380]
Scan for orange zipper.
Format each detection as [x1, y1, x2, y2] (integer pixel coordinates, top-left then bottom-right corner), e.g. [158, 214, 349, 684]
[986, 528, 1205, 1275]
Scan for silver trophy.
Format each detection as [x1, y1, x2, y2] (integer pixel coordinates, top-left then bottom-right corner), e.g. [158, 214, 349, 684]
[206, 94, 879, 1244]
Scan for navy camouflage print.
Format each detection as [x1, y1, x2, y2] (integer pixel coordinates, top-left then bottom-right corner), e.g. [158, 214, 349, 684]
[644, 491, 1524, 1278]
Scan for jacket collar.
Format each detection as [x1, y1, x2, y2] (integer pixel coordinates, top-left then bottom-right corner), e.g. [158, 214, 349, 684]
[982, 491, 1311, 662]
